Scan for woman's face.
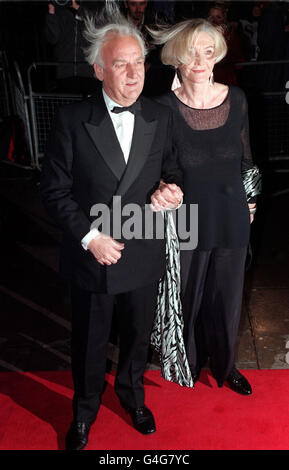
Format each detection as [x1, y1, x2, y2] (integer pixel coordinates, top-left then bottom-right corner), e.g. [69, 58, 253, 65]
[178, 31, 216, 86]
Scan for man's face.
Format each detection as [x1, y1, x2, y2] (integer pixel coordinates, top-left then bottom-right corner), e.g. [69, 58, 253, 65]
[94, 34, 145, 106]
[125, 1, 147, 22]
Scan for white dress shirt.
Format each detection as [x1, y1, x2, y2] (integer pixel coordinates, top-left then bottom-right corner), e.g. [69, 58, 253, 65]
[102, 89, 135, 163]
[81, 89, 135, 250]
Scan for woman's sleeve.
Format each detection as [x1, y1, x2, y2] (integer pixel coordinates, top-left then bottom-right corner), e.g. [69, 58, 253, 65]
[240, 91, 261, 202]
[240, 91, 254, 172]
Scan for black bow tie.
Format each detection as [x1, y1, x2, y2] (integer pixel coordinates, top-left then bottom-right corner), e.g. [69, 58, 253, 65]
[111, 101, 141, 115]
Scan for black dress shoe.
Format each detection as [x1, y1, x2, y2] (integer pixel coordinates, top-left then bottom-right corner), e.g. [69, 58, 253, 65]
[226, 368, 252, 395]
[65, 421, 91, 450]
[124, 405, 156, 435]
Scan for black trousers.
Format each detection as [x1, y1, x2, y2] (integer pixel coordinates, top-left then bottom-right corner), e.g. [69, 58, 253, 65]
[181, 247, 247, 386]
[70, 282, 158, 425]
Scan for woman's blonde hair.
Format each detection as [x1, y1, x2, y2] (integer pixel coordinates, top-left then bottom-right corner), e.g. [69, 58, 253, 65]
[148, 18, 227, 67]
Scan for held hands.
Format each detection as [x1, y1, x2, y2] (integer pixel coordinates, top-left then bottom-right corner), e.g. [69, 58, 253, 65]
[150, 180, 183, 212]
[248, 203, 256, 224]
[88, 234, 124, 266]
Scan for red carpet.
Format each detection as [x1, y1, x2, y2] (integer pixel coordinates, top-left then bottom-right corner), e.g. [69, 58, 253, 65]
[0, 369, 289, 450]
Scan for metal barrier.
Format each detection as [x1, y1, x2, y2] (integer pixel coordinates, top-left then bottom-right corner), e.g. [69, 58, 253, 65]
[0, 50, 11, 118]
[27, 62, 83, 170]
[260, 92, 289, 197]
[235, 59, 289, 197]
[9, 61, 35, 169]
[0, 55, 35, 169]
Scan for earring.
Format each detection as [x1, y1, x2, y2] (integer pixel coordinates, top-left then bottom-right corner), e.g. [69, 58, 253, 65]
[209, 72, 214, 86]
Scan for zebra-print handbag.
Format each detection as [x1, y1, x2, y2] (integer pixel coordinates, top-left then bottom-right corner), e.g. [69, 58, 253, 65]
[151, 211, 194, 388]
[242, 165, 262, 200]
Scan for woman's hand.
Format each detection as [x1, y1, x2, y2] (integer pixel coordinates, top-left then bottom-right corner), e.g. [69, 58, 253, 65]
[150, 181, 183, 211]
[248, 203, 256, 224]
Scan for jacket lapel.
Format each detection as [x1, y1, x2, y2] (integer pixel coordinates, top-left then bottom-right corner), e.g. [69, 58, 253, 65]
[83, 94, 158, 196]
[83, 95, 126, 181]
[116, 104, 158, 198]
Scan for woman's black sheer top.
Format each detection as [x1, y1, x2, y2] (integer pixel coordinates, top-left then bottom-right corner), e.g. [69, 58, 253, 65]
[157, 86, 255, 250]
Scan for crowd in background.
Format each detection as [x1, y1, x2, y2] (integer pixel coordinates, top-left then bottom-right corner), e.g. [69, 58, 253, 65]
[0, 1, 289, 94]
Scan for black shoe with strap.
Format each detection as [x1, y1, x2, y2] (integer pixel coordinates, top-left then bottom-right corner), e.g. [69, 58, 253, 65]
[122, 405, 156, 435]
[65, 421, 91, 450]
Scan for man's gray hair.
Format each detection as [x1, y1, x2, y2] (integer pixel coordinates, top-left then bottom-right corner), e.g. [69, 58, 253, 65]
[83, 4, 147, 67]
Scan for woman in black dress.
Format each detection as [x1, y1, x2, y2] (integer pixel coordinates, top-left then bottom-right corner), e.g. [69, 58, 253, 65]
[150, 19, 261, 394]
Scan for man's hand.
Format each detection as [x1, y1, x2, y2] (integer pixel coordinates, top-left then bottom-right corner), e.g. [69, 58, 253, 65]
[248, 202, 256, 224]
[88, 234, 124, 265]
[150, 181, 183, 212]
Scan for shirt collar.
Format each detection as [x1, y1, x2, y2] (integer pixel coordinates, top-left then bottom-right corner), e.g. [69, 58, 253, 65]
[102, 89, 124, 113]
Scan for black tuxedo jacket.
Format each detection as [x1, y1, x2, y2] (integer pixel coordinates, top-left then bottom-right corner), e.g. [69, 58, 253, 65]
[40, 91, 182, 294]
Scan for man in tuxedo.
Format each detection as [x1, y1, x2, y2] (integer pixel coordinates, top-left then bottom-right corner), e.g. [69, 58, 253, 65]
[40, 15, 182, 450]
